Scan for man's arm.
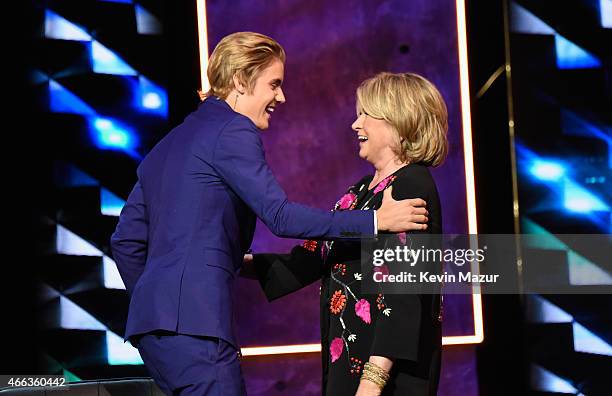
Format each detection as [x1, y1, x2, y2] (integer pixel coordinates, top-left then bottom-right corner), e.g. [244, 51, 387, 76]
[212, 117, 427, 239]
[110, 180, 148, 296]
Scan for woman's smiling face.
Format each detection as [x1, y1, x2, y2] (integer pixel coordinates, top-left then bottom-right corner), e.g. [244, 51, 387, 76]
[351, 112, 400, 164]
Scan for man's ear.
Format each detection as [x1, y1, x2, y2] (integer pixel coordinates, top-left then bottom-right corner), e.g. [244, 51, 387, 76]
[232, 74, 246, 95]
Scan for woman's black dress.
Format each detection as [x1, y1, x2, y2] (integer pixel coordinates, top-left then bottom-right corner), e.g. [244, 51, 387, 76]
[253, 163, 443, 395]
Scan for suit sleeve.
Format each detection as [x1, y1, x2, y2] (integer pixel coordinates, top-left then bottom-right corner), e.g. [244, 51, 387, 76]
[212, 117, 374, 239]
[110, 180, 148, 296]
[253, 241, 325, 301]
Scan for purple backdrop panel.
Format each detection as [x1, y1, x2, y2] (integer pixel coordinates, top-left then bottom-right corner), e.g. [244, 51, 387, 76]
[240, 345, 479, 396]
[241, 354, 321, 396]
[438, 345, 479, 396]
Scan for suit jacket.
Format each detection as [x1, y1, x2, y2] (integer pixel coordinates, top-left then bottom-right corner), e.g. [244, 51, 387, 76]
[110, 97, 374, 347]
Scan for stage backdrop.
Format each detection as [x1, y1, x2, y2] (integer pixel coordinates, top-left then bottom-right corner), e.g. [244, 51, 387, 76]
[200, 0, 480, 394]
[34, 0, 481, 394]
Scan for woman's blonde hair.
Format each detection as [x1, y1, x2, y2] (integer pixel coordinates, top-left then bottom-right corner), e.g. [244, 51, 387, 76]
[356, 72, 449, 167]
[201, 32, 286, 100]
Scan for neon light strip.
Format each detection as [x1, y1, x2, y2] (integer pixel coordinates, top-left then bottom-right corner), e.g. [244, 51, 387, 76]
[241, 343, 322, 356]
[455, 0, 485, 345]
[240, 333, 484, 357]
[195, 0, 484, 357]
[196, 0, 210, 93]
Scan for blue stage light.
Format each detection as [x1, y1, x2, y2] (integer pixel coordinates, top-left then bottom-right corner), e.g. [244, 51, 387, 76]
[49, 79, 97, 116]
[91, 41, 138, 76]
[106, 331, 143, 365]
[601, 0, 612, 28]
[100, 188, 125, 216]
[529, 160, 566, 181]
[45, 10, 92, 41]
[555, 34, 602, 69]
[91, 117, 137, 152]
[138, 76, 168, 116]
[143, 92, 162, 109]
[135, 4, 162, 35]
[531, 364, 580, 393]
[510, 2, 555, 35]
[573, 321, 612, 356]
[564, 179, 609, 213]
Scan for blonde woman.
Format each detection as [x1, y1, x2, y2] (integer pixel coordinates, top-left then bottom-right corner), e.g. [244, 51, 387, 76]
[249, 72, 448, 396]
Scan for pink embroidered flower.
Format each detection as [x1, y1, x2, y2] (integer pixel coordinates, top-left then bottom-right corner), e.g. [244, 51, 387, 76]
[330, 337, 344, 362]
[355, 299, 371, 324]
[373, 175, 397, 194]
[398, 232, 407, 245]
[337, 192, 357, 210]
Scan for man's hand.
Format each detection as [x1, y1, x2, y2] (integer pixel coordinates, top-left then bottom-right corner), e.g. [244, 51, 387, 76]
[377, 186, 428, 232]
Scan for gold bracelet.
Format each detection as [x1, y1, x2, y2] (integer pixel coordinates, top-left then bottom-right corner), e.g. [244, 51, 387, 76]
[360, 372, 386, 389]
[364, 362, 390, 381]
[361, 362, 390, 389]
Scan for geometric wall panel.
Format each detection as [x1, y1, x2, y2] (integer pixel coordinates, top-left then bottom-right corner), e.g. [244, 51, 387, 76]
[530, 364, 582, 394]
[573, 322, 612, 356]
[56, 224, 103, 256]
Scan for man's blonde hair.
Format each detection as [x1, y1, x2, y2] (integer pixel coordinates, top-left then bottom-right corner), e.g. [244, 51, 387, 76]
[202, 32, 286, 100]
[356, 72, 449, 167]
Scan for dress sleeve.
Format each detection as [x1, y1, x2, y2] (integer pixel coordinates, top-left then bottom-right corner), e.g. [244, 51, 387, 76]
[370, 167, 442, 361]
[370, 294, 423, 361]
[253, 241, 325, 301]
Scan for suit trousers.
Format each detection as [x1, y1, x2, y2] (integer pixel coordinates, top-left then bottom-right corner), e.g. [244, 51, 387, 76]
[136, 331, 246, 396]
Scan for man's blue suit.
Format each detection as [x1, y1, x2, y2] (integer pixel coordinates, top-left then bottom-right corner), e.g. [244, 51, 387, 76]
[111, 97, 374, 353]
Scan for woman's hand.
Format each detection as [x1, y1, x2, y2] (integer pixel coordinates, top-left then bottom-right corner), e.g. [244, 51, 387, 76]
[239, 253, 257, 279]
[355, 379, 382, 396]
[355, 356, 393, 396]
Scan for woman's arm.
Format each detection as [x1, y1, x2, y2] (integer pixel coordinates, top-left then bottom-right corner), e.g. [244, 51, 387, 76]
[245, 241, 326, 301]
[357, 167, 442, 395]
[356, 356, 394, 396]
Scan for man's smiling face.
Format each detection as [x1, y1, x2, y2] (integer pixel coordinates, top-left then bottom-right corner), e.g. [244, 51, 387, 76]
[236, 59, 286, 130]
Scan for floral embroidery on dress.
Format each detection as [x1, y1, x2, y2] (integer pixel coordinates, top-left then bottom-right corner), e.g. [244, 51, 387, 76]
[330, 337, 344, 362]
[335, 192, 357, 210]
[327, 175, 401, 370]
[302, 240, 318, 252]
[333, 263, 347, 276]
[349, 357, 364, 375]
[355, 299, 371, 324]
[376, 294, 386, 310]
[330, 290, 347, 314]
[373, 175, 397, 194]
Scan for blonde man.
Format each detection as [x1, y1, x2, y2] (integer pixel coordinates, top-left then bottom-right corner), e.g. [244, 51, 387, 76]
[112, 33, 428, 395]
